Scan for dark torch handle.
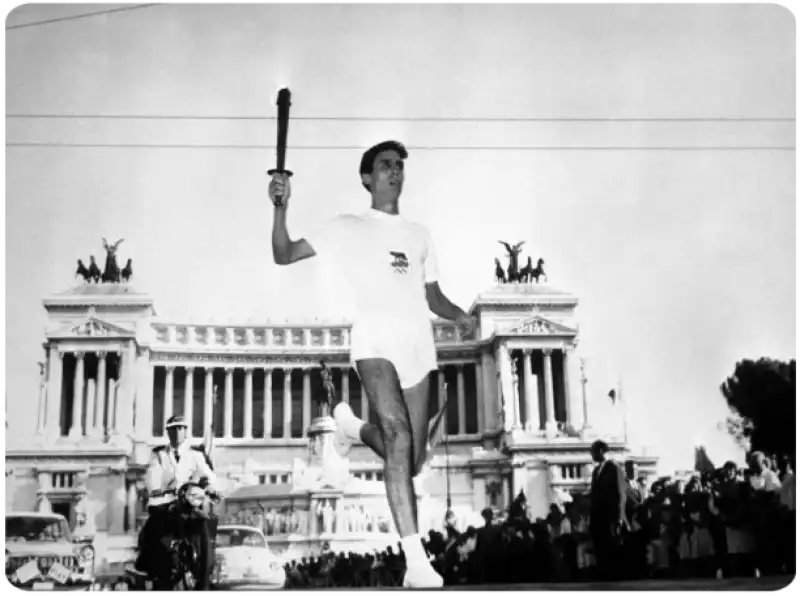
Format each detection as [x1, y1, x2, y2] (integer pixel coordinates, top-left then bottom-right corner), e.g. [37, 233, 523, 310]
[267, 88, 293, 206]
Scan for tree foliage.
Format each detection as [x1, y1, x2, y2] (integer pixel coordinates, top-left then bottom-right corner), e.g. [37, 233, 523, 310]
[720, 358, 795, 459]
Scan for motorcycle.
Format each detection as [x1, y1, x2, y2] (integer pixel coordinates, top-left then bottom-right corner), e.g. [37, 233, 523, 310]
[123, 482, 220, 591]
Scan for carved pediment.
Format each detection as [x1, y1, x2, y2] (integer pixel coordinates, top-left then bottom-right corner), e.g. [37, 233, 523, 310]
[69, 317, 133, 337]
[501, 315, 576, 336]
[51, 308, 135, 339]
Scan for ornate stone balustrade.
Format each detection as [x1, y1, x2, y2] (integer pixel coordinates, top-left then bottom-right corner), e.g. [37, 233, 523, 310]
[150, 320, 468, 351]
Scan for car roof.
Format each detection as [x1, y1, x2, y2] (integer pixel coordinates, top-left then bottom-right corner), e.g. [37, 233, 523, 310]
[6, 512, 67, 520]
[216, 524, 266, 536]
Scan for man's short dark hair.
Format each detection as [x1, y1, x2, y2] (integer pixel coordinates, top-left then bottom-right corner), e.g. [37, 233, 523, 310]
[591, 439, 609, 453]
[359, 140, 408, 191]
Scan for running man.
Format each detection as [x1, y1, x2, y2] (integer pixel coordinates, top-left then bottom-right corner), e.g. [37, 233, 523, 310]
[270, 140, 476, 588]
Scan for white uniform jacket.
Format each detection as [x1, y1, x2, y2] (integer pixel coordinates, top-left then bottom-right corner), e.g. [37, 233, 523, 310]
[146, 441, 217, 507]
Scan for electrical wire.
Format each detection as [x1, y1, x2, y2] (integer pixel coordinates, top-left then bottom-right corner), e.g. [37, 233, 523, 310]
[6, 4, 161, 31]
[5, 142, 794, 151]
[5, 114, 794, 123]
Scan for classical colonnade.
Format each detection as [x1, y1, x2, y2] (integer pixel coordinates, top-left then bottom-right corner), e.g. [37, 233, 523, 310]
[496, 345, 574, 433]
[152, 361, 483, 440]
[38, 344, 136, 439]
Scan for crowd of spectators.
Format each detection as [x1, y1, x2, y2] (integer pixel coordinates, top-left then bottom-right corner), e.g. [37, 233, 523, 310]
[284, 450, 795, 587]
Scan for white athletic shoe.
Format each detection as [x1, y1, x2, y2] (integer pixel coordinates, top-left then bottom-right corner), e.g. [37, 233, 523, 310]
[402, 563, 444, 589]
[332, 402, 359, 457]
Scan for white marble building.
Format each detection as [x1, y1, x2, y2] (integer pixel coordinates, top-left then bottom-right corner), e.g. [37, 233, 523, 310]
[5, 281, 657, 542]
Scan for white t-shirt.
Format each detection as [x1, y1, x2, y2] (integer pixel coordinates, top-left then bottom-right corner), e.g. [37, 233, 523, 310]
[307, 209, 438, 325]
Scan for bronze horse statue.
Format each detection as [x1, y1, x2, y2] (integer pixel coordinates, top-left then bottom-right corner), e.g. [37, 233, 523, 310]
[520, 257, 547, 284]
[494, 258, 507, 284]
[499, 241, 525, 283]
[101, 238, 124, 283]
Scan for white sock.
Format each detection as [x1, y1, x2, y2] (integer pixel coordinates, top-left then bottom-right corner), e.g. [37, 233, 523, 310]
[401, 534, 430, 567]
[333, 402, 364, 440]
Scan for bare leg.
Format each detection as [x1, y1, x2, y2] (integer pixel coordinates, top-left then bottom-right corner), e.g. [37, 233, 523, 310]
[401, 376, 431, 476]
[351, 359, 442, 588]
[359, 422, 385, 460]
[355, 358, 418, 537]
[351, 373, 431, 475]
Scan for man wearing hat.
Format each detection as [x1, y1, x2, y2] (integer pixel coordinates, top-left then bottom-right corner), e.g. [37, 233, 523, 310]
[134, 414, 218, 584]
[269, 140, 476, 588]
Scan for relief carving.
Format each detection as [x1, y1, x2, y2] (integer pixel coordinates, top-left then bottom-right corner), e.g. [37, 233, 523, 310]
[291, 330, 304, 346]
[519, 319, 554, 334]
[154, 326, 169, 343]
[71, 320, 110, 337]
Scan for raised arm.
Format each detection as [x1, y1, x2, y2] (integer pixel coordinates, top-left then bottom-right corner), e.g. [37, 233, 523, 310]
[269, 173, 317, 265]
[272, 206, 317, 265]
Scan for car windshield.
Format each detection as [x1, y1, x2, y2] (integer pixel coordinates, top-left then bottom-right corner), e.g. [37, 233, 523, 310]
[216, 528, 266, 548]
[6, 516, 70, 542]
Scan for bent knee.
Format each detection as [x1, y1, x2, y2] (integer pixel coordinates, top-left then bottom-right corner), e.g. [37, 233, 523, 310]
[382, 417, 412, 445]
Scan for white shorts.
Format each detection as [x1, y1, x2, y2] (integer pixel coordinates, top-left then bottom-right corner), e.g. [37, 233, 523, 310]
[350, 314, 437, 389]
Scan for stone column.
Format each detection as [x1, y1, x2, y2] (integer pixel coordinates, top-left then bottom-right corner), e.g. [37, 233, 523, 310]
[580, 358, 590, 431]
[69, 352, 85, 438]
[244, 368, 253, 439]
[360, 384, 369, 421]
[522, 349, 539, 432]
[96, 352, 107, 437]
[497, 343, 514, 431]
[163, 366, 175, 436]
[475, 362, 485, 433]
[126, 481, 137, 533]
[36, 370, 47, 435]
[263, 369, 273, 438]
[480, 352, 496, 434]
[136, 350, 154, 441]
[472, 477, 486, 511]
[437, 367, 447, 436]
[510, 359, 521, 430]
[543, 349, 556, 437]
[46, 347, 63, 437]
[341, 368, 350, 404]
[184, 367, 195, 438]
[107, 379, 117, 434]
[456, 364, 466, 435]
[117, 341, 136, 436]
[224, 367, 234, 439]
[203, 368, 214, 434]
[85, 380, 96, 437]
[302, 368, 311, 436]
[283, 368, 292, 438]
[562, 347, 572, 427]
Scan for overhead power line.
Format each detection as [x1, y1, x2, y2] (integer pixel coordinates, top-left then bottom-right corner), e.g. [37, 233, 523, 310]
[6, 142, 795, 151]
[6, 0, 167, 29]
[4, 113, 795, 123]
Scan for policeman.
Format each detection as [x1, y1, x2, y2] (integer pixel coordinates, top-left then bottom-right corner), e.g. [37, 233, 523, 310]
[134, 415, 218, 584]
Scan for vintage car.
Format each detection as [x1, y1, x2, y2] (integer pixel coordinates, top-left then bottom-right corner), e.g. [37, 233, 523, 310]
[211, 525, 286, 590]
[6, 511, 96, 590]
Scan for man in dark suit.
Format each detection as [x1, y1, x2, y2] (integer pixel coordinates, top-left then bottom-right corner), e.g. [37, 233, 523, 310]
[589, 440, 629, 580]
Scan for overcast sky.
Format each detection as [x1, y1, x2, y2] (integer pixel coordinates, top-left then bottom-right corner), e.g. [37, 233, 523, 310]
[5, 3, 795, 473]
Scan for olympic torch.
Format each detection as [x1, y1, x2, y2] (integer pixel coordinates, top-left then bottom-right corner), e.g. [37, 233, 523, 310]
[267, 88, 293, 207]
